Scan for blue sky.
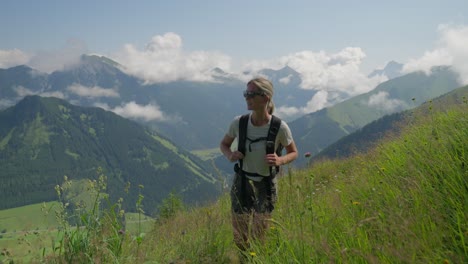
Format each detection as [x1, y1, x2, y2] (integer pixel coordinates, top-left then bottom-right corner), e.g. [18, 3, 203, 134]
[1, 0, 468, 117]
[1, 0, 466, 70]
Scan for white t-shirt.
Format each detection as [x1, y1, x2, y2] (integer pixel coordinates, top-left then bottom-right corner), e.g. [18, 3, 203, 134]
[227, 114, 294, 177]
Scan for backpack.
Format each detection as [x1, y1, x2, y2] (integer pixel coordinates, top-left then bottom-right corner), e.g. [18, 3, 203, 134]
[234, 114, 283, 212]
[237, 114, 283, 176]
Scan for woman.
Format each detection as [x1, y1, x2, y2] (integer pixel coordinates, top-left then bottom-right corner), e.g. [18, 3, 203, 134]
[220, 77, 298, 250]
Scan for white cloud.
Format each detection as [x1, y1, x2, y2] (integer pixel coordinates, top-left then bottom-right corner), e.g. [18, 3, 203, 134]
[40, 91, 66, 99]
[0, 40, 86, 73]
[279, 74, 293, 85]
[243, 47, 388, 117]
[0, 49, 30, 68]
[367, 91, 407, 112]
[244, 47, 385, 94]
[113, 32, 232, 84]
[440, 24, 468, 84]
[13, 85, 66, 99]
[403, 24, 468, 84]
[28, 39, 87, 73]
[276, 90, 331, 119]
[13, 86, 36, 97]
[274, 23, 468, 119]
[0, 99, 16, 109]
[402, 49, 452, 75]
[275, 105, 300, 118]
[102, 101, 168, 122]
[303, 90, 331, 113]
[67, 84, 120, 98]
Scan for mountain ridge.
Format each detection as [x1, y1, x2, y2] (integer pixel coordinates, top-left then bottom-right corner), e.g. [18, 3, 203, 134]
[0, 95, 221, 212]
[368, 60, 404, 79]
[289, 65, 461, 165]
[0, 55, 464, 160]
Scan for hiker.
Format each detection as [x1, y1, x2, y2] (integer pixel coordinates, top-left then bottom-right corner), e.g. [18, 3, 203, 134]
[219, 77, 298, 251]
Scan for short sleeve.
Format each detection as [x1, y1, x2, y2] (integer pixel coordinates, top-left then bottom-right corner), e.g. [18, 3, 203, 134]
[226, 115, 241, 139]
[278, 120, 294, 147]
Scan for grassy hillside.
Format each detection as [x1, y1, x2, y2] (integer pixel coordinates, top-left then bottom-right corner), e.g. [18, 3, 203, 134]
[316, 84, 468, 160]
[1, 90, 466, 263]
[0, 202, 58, 232]
[137, 99, 468, 263]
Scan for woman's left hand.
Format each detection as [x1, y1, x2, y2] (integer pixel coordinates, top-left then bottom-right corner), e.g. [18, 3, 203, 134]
[265, 154, 280, 166]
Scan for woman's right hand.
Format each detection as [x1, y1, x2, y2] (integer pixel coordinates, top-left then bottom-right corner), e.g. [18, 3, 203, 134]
[229, 150, 244, 162]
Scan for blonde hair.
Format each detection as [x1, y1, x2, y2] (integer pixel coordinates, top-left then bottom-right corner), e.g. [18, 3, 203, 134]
[248, 77, 275, 114]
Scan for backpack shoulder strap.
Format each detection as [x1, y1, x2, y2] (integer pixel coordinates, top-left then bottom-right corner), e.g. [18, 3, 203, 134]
[238, 114, 249, 155]
[267, 115, 281, 143]
[237, 114, 249, 170]
[268, 115, 283, 175]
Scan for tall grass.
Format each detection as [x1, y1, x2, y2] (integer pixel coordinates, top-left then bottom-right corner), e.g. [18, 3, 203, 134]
[3, 101, 465, 263]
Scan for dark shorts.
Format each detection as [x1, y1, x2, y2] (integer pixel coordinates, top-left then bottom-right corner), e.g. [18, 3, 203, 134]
[230, 171, 277, 214]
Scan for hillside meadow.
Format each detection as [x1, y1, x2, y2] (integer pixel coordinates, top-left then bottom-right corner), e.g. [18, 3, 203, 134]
[1, 99, 467, 263]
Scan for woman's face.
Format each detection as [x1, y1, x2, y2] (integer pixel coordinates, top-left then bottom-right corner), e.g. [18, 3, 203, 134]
[245, 83, 268, 111]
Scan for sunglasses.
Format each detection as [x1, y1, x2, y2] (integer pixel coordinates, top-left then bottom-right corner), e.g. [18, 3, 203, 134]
[243, 90, 265, 98]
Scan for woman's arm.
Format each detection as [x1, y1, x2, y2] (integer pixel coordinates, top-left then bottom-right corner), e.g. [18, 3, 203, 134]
[280, 141, 298, 165]
[220, 134, 244, 162]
